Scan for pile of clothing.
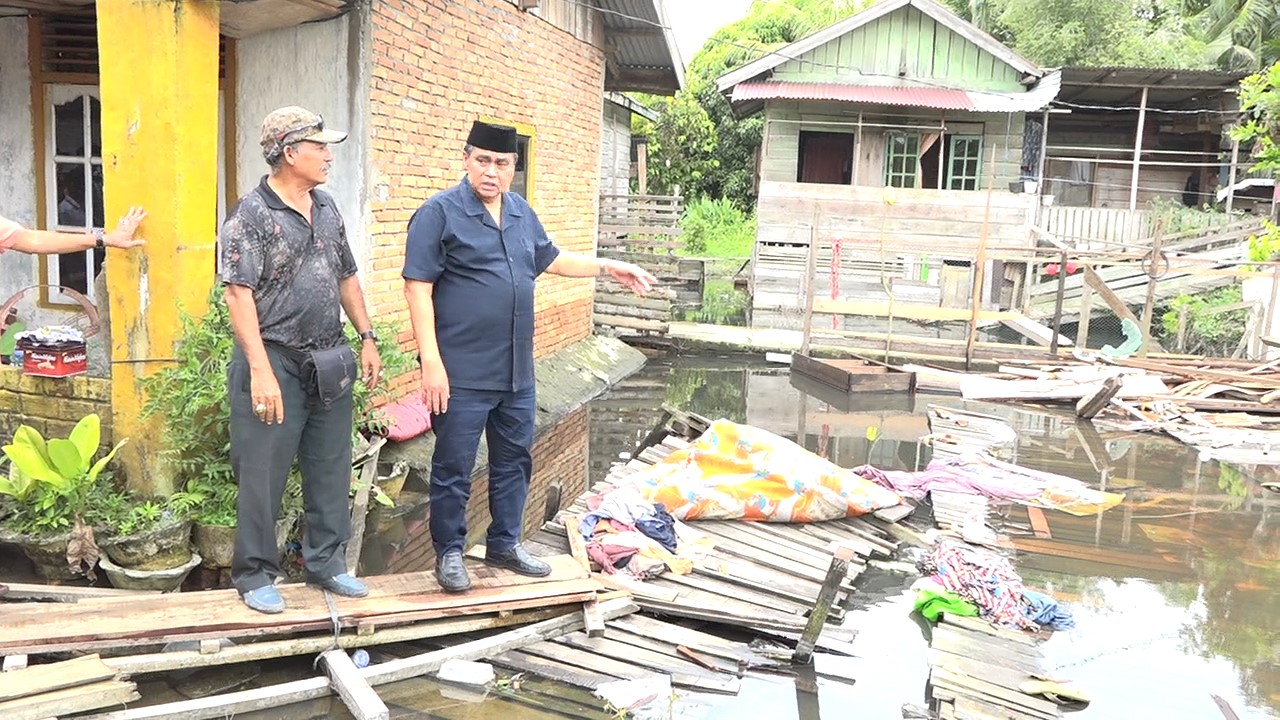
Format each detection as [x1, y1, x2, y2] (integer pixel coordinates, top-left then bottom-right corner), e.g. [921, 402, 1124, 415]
[915, 539, 1075, 632]
[578, 486, 706, 580]
[855, 452, 1123, 516]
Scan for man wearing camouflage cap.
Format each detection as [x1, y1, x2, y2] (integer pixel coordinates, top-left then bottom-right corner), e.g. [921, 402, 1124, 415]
[220, 106, 382, 613]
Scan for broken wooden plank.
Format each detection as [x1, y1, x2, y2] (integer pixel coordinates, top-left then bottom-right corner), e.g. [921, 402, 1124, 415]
[81, 598, 639, 720]
[0, 583, 159, 603]
[321, 649, 388, 720]
[0, 679, 139, 720]
[562, 514, 592, 573]
[581, 599, 607, 639]
[793, 546, 854, 663]
[0, 654, 117, 702]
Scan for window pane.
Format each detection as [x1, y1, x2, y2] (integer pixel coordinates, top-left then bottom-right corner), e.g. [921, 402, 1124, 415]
[54, 97, 86, 157]
[55, 163, 89, 227]
[90, 97, 102, 157]
[90, 164, 104, 228]
[57, 251, 89, 294]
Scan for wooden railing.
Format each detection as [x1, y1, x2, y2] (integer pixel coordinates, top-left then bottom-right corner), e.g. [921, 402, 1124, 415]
[598, 194, 683, 254]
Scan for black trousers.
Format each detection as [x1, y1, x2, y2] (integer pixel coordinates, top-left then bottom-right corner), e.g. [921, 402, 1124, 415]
[228, 344, 353, 594]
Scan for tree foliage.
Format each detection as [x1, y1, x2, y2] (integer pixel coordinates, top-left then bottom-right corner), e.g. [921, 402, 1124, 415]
[633, 0, 1274, 211]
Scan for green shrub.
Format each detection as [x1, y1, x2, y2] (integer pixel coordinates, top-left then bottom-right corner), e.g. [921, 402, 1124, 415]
[678, 197, 756, 258]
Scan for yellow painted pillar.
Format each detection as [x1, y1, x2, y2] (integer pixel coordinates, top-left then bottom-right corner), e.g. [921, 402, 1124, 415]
[97, 0, 220, 495]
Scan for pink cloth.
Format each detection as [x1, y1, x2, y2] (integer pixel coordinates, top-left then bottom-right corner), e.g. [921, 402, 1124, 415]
[0, 216, 21, 254]
[381, 396, 432, 441]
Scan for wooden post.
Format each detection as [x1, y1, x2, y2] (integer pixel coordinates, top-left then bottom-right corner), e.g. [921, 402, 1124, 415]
[1049, 249, 1069, 354]
[98, 0, 220, 494]
[1138, 221, 1165, 358]
[852, 111, 864, 185]
[800, 219, 818, 355]
[1129, 86, 1149, 212]
[1226, 137, 1240, 217]
[346, 439, 385, 575]
[1077, 267, 1094, 349]
[964, 166, 995, 370]
[1175, 304, 1190, 353]
[793, 546, 854, 664]
[637, 141, 648, 195]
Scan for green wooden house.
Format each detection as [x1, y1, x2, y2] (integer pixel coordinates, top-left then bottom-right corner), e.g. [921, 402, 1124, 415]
[716, 0, 1062, 334]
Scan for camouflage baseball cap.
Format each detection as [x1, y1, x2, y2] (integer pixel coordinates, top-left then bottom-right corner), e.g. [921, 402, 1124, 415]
[260, 106, 347, 160]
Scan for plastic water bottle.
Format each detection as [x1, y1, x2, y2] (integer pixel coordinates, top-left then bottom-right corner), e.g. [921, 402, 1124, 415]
[351, 649, 370, 668]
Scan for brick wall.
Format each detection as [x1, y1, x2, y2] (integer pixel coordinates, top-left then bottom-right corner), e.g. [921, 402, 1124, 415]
[387, 405, 589, 573]
[366, 0, 604, 369]
[0, 370, 112, 445]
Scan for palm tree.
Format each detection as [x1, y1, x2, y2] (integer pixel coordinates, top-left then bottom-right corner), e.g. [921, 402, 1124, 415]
[1183, 0, 1280, 69]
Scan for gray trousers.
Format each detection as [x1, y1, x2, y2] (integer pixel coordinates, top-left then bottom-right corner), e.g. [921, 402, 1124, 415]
[228, 344, 353, 594]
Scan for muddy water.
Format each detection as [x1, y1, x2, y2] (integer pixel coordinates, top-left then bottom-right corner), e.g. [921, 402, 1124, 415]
[582, 354, 1278, 720]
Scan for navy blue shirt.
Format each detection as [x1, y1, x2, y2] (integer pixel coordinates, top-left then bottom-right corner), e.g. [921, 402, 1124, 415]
[403, 178, 560, 392]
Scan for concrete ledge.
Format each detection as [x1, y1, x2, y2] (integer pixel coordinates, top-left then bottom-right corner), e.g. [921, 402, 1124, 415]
[380, 334, 646, 474]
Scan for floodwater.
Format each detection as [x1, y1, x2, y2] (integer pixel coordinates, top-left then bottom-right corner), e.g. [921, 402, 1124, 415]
[133, 353, 1279, 719]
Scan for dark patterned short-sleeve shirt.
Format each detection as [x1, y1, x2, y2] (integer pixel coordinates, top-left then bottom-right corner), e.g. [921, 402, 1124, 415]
[219, 176, 358, 351]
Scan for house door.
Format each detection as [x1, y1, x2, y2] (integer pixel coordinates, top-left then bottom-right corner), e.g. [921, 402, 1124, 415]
[798, 131, 854, 184]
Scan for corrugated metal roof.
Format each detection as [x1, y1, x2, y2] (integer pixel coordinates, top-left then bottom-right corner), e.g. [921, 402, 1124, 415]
[731, 74, 1061, 113]
[732, 81, 975, 110]
[598, 0, 684, 93]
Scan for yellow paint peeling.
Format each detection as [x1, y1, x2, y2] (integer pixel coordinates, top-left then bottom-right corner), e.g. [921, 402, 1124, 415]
[97, 0, 220, 495]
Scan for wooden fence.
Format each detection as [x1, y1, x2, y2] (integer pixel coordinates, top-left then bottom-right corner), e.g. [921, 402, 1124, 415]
[597, 194, 682, 254]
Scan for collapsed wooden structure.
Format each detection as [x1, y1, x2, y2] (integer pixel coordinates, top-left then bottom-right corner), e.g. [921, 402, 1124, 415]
[0, 408, 1083, 720]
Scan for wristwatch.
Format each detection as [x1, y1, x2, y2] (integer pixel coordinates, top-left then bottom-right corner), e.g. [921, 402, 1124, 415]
[92, 228, 105, 249]
[359, 329, 377, 342]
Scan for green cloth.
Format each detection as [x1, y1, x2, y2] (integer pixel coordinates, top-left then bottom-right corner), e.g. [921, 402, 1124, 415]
[913, 589, 979, 622]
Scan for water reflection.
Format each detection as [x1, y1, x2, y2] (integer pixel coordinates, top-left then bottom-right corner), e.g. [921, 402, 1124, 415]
[589, 354, 1279, 719]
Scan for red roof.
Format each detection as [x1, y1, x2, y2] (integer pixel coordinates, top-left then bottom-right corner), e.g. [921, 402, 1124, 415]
[732, 80, 975, 110]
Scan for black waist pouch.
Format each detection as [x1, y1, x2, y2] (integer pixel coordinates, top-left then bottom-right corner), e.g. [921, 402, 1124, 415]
[269, 342, 357, 407]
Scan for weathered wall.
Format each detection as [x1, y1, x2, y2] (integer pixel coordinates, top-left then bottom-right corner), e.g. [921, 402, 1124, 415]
[0, 18, 38, 309]
[365, 0, 606, 396]
[0, 371, 112, 445]
[235, 11, 370, 272]
[600, 99, 632, 196]
[762, 102, 1026, 190]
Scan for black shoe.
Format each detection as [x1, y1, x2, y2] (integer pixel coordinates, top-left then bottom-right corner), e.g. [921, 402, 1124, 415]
[484, 544, 552, 577]
[435, 550, 471, 593]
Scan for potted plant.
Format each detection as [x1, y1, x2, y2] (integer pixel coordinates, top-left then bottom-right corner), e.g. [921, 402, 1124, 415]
[86, 486, 199, 591]
[140, 286, 415, 575]
[0, 414, 125, 581]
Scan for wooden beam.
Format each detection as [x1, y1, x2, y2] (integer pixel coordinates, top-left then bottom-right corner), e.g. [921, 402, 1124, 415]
[812, 298, 1021, 323]
[1129, 86, 1149, 211]
[82, 599, 638, 720]
[792, 546, 854, 664]
[0, 582, 159, 603]
[321, 650, 388, 720]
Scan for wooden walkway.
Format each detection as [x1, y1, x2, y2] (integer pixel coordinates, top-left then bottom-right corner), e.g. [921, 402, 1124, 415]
[0, 555, 598, 656]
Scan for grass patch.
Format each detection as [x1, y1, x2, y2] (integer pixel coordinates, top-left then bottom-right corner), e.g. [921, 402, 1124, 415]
[677, 197, 755, 259]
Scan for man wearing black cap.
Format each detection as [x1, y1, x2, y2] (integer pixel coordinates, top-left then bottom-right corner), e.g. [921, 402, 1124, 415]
[221, 106, 382, 613]
[403, 120, 655, 592]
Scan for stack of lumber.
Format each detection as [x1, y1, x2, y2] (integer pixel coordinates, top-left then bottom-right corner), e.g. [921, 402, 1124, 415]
[928, 614, 1064, 720]
[593, 276, 676, 337]
[0, 655, 138, 720]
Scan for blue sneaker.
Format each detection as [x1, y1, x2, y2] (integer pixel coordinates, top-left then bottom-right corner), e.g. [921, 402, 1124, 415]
[241, 585, 286, 614]
[309, 573, 369, 598]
